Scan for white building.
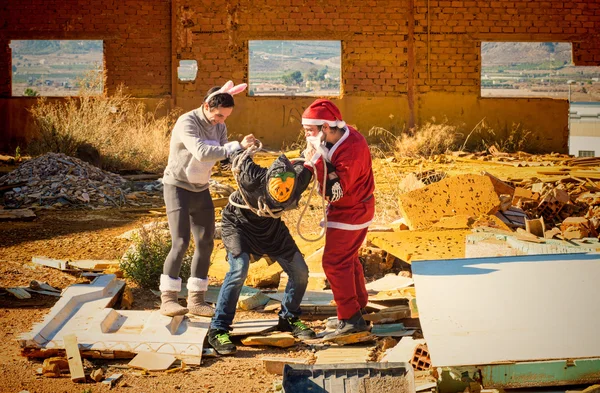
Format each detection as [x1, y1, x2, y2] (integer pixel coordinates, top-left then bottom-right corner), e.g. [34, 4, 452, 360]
[569, 102, 600, 157]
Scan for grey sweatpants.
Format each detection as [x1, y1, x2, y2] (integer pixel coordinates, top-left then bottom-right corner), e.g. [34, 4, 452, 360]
[163, 184, 215, 279]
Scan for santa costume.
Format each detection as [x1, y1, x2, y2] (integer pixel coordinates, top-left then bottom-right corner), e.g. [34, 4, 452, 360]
[302, 99, 375, 321]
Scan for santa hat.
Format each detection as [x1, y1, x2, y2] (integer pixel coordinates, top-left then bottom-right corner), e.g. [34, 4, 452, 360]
[302, 99, 346, 128]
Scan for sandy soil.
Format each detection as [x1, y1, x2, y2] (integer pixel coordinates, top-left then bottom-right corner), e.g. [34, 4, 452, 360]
[0, 208, 319, 393]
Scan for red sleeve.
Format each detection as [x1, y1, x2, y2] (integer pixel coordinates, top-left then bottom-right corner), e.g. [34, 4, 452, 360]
[331, 143, 360, 194]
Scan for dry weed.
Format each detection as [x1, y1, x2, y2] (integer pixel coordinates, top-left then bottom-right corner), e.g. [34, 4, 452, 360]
[394, 120, 460, 159]
[28, 69, 181, 172]
[470, 122, 534, 153]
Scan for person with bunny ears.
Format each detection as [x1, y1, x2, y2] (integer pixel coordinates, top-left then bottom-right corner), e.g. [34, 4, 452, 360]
[160, 81, 256, 318]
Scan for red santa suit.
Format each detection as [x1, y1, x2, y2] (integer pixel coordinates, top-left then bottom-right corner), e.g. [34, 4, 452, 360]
[302, 99, 375, 320]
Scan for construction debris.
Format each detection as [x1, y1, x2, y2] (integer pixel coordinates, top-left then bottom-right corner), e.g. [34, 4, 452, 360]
[241, 333, 296, 348]
[128, 352, 177, 371]
[261, 357, 310, 375]
[0, 207, 36, 221]
[398, 174, 499, 230]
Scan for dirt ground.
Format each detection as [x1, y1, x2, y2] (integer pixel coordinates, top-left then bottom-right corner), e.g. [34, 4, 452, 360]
[0, 154, 569, 393]
[0, 207, 324, 393]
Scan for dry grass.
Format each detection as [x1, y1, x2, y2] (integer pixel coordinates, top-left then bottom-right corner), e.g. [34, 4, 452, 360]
[468, 121, 534, 153]
[28, 70, 181, 172]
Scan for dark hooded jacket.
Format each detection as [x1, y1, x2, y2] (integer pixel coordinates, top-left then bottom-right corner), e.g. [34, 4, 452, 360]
[221, 151, 313, 260]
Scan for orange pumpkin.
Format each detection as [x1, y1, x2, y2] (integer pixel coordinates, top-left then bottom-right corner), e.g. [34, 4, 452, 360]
[268, 171, 295, 203]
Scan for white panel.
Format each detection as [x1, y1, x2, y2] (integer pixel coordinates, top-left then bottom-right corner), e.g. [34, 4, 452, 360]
[411, 253, 600, 366]
[568, 135, 600, 156]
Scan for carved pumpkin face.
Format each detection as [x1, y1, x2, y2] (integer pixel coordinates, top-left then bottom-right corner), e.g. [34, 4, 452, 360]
[268, 171, 295, 203]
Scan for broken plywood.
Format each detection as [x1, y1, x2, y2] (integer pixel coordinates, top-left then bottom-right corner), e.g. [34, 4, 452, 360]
[368, 230, 470, 263]
[365, 274, 413, 292]
[398, 174, 499, 230]
[20, 275, 209, 362]
[261, 357, 310, 375]
[315, 345, 374, 364]
[412, 253, 600, 366]
[128, 352, 176, 371]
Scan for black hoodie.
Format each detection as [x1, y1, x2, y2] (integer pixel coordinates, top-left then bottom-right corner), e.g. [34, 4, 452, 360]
[221, 151, 313, 260]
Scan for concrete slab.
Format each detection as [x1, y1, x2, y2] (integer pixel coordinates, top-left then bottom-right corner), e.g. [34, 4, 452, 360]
[412, 253, 600, 366]
[398, 174, 499, 230]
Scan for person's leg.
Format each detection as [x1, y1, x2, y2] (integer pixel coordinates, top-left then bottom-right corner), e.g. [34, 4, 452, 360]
[322, 227, 361, 320]
[186, 189, 215, 316]
[273, 251, 315, 339]
[160, 184, 191, 316]
[352, 228, 369, 310]
[322, 227, 369, 339]
[208, 251, 250, 355]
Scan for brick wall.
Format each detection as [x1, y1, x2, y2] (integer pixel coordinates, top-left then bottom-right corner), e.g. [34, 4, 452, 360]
[2, 0, 600, 151]
[0, 0, 171, 97]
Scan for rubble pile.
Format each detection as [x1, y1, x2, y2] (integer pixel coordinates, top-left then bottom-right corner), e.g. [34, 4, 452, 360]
[0, 153, 161, 209]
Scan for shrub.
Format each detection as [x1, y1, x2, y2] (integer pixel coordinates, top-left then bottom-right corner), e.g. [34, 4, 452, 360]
[27, 69, 181, 172]
[394, 120, 460, 159]
[120, 224, 192, 290]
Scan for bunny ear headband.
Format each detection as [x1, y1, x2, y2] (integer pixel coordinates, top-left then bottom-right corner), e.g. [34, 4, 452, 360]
[205, 80, 247, 103]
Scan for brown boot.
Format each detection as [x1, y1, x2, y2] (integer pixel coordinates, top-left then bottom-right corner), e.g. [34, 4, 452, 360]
[186, 277, 214, 317]
[159, 274, 188, 317]
[187, 291, 215, 317]
[160, 291, 189, 317]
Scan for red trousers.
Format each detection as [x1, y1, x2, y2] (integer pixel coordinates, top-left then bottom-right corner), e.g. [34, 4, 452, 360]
[322, 227, 369, 320]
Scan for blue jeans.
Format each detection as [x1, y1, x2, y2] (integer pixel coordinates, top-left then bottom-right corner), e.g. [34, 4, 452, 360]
[210, 251, 309, 332]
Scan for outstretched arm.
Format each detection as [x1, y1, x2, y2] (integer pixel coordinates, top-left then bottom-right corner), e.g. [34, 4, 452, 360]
[229, 149, 267, 192]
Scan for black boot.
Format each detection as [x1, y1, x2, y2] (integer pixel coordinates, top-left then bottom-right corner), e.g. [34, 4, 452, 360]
[323, 311, 369, 341]
[208, 328, 237, 355]
[277, 316, 316, 339]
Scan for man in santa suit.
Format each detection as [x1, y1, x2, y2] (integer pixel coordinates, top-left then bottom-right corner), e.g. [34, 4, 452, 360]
[301, 99, 375, 340]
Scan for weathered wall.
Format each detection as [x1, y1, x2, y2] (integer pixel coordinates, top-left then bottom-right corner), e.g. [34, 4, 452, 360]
[2, 0, 600, 152]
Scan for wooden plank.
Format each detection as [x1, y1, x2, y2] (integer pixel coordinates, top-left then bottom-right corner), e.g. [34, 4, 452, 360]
[412, 253, 600, 366]
[241, 333, 296, 348]
[315, 345, 374, 364]
[230, 319, 279, 337]
[261, 357, 309, 375]
[32, 256, 69, 271]
[128, 352, 176, 371]
[0, 208, 36, 221]
[63, 334, 85, 382]
[101, 373, 123, 388]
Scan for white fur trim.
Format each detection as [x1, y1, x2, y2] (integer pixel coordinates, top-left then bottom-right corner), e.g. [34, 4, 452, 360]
[224, 141, 242, 156]
[302, 118, 346, 128]
[159, 274, 182, 292]
[324, 220, 373, 230]
[187, 277, 209, 292]
[327, 126, 349, 160]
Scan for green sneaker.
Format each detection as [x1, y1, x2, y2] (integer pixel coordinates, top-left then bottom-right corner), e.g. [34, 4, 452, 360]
[208, 328, 237, 355]
[278, 316, 316, 339]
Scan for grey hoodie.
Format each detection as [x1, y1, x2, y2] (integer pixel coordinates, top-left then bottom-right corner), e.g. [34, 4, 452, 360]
[163, 107, 241, 192]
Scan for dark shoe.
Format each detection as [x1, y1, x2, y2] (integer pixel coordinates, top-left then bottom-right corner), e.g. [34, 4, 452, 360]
[322, 311, 369, 341]
[208, 328, 237, 355]
[277, 316, 316, 339]
[326, 309, 371, 330]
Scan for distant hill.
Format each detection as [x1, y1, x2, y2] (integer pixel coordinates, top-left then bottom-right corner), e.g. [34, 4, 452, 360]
[11, 40, 102, 55]
[482, 42, 572, 67]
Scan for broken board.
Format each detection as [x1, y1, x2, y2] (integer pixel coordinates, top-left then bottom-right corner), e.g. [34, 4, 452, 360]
[230, 319, 279, 337]
[19, 275, 209, 363]
[412, 253, 600, 366]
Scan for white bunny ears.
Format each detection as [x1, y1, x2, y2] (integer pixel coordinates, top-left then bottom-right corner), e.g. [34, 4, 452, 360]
[205, 80, 247, 103]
